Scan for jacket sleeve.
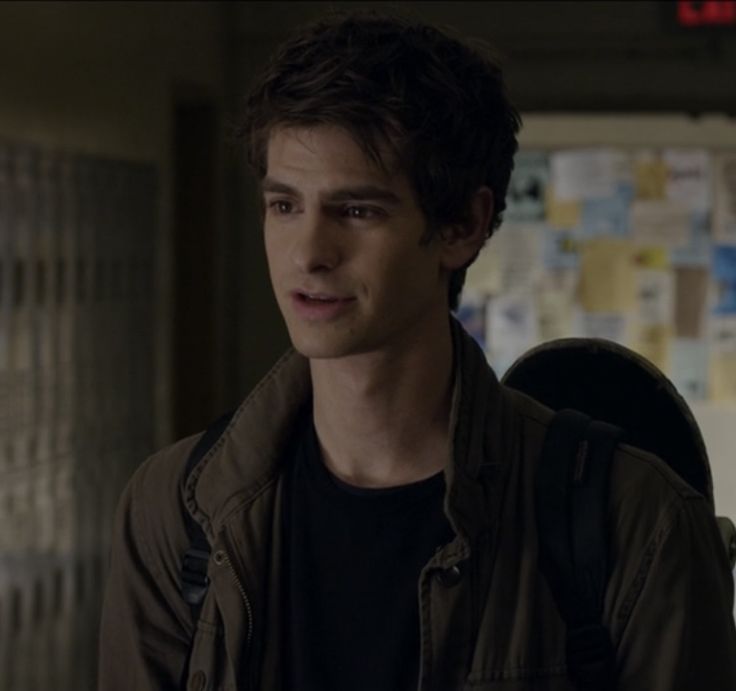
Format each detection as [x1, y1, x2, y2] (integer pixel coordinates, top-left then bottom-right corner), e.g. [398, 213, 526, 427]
[615, 493, 736, 690]
[98, 448, 196, 691]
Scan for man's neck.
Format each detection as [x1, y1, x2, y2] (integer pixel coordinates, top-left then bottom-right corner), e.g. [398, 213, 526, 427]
[309, 321, 455, 489]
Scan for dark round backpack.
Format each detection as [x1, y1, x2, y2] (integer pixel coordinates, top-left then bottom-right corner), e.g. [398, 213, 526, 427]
[502, 337, 736, 691]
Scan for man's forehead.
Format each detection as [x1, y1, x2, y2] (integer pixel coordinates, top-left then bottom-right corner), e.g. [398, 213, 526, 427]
[265, 124, 400, 181]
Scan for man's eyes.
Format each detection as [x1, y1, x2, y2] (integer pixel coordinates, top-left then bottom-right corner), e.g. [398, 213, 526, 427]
[340, 205, 384, 220]
[267, 200, 295, 214]
[265, 200, 385, 220]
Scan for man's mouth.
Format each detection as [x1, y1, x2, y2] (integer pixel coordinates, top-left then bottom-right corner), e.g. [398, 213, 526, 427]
[301, 293, 337, 302]
[289, 291, 357, 319]
[294, 291, 353, 303]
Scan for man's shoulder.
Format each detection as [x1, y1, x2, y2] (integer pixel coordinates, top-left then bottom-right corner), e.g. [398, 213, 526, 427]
[500, 381, 709, 560]
[503, 381, 702, 506]
[607, 441, 708, 573]
[114, 432, 203, 553]
[612, 441, 703, 508]
[129, 431, 202, 504]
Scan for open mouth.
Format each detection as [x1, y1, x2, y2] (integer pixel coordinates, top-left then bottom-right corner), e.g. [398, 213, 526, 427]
[291, 291, 356, 318]
[295, 291, 353, 304]
[298, 293, 340, 303]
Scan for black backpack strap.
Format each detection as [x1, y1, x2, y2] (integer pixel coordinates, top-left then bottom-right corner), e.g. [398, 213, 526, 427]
[180, 410, 235, 621]
[536, 409, 623, 691]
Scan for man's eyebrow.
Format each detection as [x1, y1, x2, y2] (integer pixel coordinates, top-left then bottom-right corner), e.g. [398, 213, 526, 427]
[261, 178, 401, 206]
[324, 185, 401, 206]
[261, 178, 299, 196]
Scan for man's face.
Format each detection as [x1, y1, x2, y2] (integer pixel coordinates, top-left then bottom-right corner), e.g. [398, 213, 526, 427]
[262, 125, 450, 360]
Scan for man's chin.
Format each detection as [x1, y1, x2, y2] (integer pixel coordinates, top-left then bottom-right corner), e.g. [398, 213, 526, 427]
[286, 331, 340, 358]
[288, 331, 365, 361]
[291, 342, 351, 360]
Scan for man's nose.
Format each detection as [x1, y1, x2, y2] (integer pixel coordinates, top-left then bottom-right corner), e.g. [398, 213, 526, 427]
[290, 213, 341, 273]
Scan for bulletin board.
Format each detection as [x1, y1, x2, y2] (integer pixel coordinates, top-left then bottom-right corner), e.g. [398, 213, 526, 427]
[460, 144, 736, 403]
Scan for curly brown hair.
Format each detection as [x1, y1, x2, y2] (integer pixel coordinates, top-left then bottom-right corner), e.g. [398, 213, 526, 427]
[236, 10, 521, 310]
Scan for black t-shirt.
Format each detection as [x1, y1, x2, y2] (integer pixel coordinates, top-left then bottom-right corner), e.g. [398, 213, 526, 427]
[283, 412, 454, 691]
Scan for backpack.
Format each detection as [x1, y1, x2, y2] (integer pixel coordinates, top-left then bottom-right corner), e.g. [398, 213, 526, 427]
[178, 339, 736, 691]
[180, 410, 234, 620]
[501, 336, 736, 691]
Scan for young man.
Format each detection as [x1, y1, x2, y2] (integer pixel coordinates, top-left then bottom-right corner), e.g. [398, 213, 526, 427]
[99, 11, 736, 691]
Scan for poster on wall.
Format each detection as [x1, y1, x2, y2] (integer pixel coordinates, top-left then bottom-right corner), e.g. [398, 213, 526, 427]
[631, 270, 674, 373]
[671, 338, 708, 401]
[675, 266, 708, 338]
[663, 148, 711, 213]
[580, 186, 632, 238]
[485, 292, 538, 376]
[634, 151, 668, 200]
[580, 313, 629, 343]
[671, 209, 711, 267]
[712, 245, 736, 315]
[550, 149, 620, 201]
[714, 153, 736, 244]
[536, 270, 578, 341]
[506, 151, 548, 223]
[544, 228, 581, 270]
[708, 315, 736, 401]
[492, 223, 545, 294]
[631, 200, 690, 248]
[578, 237, 636, 313]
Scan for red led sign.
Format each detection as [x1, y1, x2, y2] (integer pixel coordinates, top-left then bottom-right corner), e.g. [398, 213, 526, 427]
[677, 0, 736, 27]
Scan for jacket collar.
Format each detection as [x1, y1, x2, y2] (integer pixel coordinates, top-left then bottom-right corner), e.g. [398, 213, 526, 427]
[185, 318, 516, 543]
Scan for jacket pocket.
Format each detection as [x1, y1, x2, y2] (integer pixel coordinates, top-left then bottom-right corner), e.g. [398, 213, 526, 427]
[185, 620, 237, 691]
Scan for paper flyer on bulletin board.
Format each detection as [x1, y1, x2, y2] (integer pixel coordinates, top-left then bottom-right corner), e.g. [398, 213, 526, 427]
[578, 237, 636, 313]
[631, 268, 674, 373]
[714, 153, 736, 244]
[663, 148, 711, 213]
[550, 149, 620, 202]
[506, 151, 548, 223]
[485, 291, 538, 377]
[486, 223, 545, 294]
[634, 151, 668, 200]
[675, 267, 708, 338]
[671, 338, 708, 402]
[709, 315, 736, 401]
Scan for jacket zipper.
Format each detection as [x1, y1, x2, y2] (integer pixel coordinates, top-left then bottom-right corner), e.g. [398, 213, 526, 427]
[214, 544, 254, 686]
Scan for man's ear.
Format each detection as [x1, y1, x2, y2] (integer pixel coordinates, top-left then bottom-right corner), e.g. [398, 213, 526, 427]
[439, 186, 494, 270]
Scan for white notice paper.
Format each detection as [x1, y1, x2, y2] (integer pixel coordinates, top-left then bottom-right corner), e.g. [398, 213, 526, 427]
[636, 269, 675, 326]
[464, 241, 502, 295]
[709, 315, 736, 354]
[506, 151, 548, 223]
[479, 223, 544, 294]
[714, 153, 736, 244]
[550, 149, 621, 202]
[581, 312, 630, 343]
[536, 270, 578, 340]
[670, 338, 708, 401]
[631, 200, 690, 248]
[486, 291, 539, 377]
[663, 148, 711, 213]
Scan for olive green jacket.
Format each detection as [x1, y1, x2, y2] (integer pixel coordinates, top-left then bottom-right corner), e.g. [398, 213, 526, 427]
[99, 324, 736, 690]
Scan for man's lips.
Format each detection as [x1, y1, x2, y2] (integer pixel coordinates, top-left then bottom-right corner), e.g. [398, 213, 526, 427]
[289, 290, 357, 319]
[290, 290, 355, 303]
